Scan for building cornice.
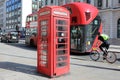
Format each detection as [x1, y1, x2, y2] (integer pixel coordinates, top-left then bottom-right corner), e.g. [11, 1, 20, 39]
[99, 7, 120, 12]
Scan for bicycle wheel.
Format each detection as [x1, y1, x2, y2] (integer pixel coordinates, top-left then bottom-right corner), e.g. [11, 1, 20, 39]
[90, 50, 100, 61]
[106, 52, 117, 63]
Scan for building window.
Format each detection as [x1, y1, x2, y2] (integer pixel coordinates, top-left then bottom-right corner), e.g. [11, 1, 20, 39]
[11, 0, 15, 4]
[119, 0, 120, 3]
[18, 16, 21, 22]
[6, 1, 9, 7]
[6, 8, 9, 12]
[18, 2, 21, 8]
[58, 0, 65, 5]
[51, 0, 53, 3]
[32, 0, 37, 2]
[18, 10, 21, 15]
[12, 5, 15, 11]
[106, 0, 108, 8]
[15, 4, 18, 9]
[65, 0, 71, 4]
[32, 4, 37, 9]
[117, 18, 120, 38]
[98, 0, 102, 8]
[45, 0, 48, 5]
[86, 0, 91, 4]
[9, 1, 12, 6]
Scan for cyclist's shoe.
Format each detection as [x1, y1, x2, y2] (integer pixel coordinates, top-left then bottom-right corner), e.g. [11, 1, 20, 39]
[103, 53, 107, 60]
[103, 57, 106, 60]
[103, 53, 107, 56]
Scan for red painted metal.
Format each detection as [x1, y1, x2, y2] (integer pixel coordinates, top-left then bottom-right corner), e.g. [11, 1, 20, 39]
[63, 2, 98, 25]
[62, 2, 102, 53]
[37, 6, 70, 77]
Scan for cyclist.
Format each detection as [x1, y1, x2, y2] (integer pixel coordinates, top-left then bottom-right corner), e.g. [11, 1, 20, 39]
[97, 32, 110, 59]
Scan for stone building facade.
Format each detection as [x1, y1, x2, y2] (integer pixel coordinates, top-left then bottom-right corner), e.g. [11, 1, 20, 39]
[97, 0, 120, 38]
[0, 0, 6, 32]
[1, 0, 120, 39]
[41, 0, 120, 39]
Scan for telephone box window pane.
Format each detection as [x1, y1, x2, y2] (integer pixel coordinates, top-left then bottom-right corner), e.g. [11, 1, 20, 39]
[56, 20, 67, 25]
[58, 38, 66, 43]
[40, 20, 48, 37]
[41, 31, 47, 36]
[57, 32, 67, 37]
[41, 43, 48, 49]
[41, 55, 47, 61]
[57, 50, 66, 55]
[57, 44, 66, 48]
[57, 56, 67, 61]
[40, 61, 47, 67]
[41, 26, 47, 31]
[41, 50, 47, 55]
[57, 44, 67, 49]
[41, 38, 48, 42]
[40, 20, 47, 25]
[57, 26, 67, 31]
[57, 62, 67, 67]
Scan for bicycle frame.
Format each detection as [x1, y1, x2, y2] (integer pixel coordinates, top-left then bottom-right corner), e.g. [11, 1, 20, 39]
[91, 41, 101, 52]
[92, 40, 109, 54]
[90, 42, 117, 63]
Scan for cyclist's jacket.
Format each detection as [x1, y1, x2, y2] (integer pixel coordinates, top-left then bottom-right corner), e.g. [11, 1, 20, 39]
[98, 34, 109, 42]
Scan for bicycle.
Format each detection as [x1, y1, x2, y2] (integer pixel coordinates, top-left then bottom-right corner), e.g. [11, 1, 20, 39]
[89, 42, 117, 64]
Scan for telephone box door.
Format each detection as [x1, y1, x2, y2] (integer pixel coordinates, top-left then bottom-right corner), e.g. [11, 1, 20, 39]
[37, 17, 51, 75]
[53, 17, 70, 76]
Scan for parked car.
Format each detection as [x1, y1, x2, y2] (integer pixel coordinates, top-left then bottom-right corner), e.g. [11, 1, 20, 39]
[1, 32, 19, 43]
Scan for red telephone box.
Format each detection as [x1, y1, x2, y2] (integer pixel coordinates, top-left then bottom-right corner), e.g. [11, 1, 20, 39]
[37, 6, 70, 77]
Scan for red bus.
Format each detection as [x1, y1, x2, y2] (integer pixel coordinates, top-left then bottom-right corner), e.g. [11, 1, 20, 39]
[25, 12, 38, 46]
[25, 2, 102, 53]
[62, 2, 102, 53]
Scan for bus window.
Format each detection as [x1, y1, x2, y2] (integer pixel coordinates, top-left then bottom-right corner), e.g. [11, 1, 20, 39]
[70, 16, 101, 52]
[29, 16, 33, 21]
[84, 16, 101, 52]
[26, 16, 30, 22]
[26, 28, 37, 35]
[33, 15, 37, 21]
[71, 26, 84, 51]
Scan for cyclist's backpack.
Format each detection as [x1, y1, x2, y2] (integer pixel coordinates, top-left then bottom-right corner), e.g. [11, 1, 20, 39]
[101, 34, 109, 40]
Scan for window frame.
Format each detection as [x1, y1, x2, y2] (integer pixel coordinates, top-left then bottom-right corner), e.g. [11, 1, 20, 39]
[97, 0, 103, 8]
[119, 0, 120, 3]
[117, 18, 120, 38]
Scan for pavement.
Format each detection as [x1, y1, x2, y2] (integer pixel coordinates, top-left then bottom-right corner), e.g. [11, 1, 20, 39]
[109, 45, 120, 52]
[0, 56, 120, 80]
[0, 41, 120, 80]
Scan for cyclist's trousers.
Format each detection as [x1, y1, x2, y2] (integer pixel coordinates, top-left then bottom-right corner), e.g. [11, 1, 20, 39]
[99, 41, 110, 52]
